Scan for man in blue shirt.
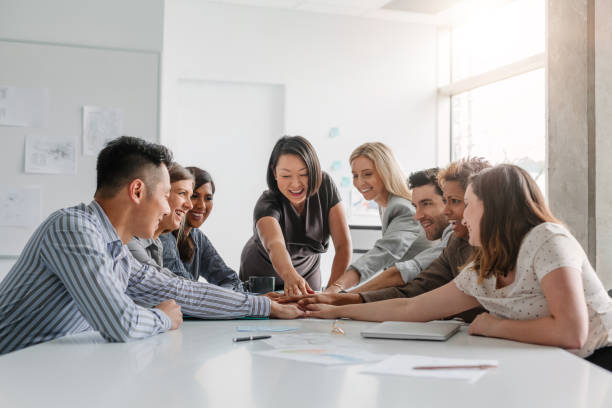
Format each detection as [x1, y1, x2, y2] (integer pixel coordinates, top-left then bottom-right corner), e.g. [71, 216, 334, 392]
[0, 136, 302, 355]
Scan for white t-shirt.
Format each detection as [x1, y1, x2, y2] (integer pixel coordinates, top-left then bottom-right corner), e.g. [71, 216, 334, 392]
[454, 222, 612, 357]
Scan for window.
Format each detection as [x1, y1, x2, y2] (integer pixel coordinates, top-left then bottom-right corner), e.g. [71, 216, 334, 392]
[439, 0, 546, 192]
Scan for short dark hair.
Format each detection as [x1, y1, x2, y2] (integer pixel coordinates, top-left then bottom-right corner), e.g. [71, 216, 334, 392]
[408, 168, 442, 196]
[266, 136, 322, 197]
[95, 136, 173, 198]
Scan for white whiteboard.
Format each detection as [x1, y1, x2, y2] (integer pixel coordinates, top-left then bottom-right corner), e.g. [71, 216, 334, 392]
[0, 40, 159, 256]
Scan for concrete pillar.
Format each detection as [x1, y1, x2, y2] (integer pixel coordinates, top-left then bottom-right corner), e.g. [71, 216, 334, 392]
[595, 0, 612, 289]
[547, 0, 592, 256]
[548, 0, 612, 287]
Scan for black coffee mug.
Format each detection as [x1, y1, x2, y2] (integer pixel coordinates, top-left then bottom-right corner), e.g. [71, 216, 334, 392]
[246, 276, 275, 294]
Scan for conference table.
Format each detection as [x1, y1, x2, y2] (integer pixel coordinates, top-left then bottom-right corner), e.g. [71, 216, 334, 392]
[1, 318, 611, 408]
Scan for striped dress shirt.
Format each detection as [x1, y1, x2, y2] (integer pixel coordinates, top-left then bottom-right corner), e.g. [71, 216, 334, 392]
[0, 201, 269, 355]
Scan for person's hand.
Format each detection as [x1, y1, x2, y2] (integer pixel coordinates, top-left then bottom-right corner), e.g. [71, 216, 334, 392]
[468, 312, 500, 337]
[283, 273, 314, 296]
[155, 299, 183, 330]
[302, 303, 341, 319]
[277, 293, 362, 306]
[262, 291, 283, 300]
[270, 301, 305, 319]
[324, 283, 343, 294]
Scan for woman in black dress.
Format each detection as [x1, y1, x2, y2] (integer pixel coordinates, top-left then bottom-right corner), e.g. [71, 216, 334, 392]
[240, 136, 352, 296]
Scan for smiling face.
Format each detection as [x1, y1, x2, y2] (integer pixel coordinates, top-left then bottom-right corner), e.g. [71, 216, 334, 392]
[158, 179, 194, 233]
[441, 180, 469, 239]
[462, 184, 484, 247]
[274, 154, 309, 209]
[186, 182, 214, 229]
[412, 184, 448, 241]
[134, 165, 171, 239]
[351, 156, 388, 206]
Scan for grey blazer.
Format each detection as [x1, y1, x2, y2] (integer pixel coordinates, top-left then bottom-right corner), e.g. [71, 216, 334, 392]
[349, 194, 431, 281]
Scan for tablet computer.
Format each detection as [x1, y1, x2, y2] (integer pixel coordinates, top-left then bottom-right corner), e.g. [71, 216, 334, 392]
[360, 321, 461, 341]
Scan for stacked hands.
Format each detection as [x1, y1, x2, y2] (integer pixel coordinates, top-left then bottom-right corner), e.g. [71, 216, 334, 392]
[270, 292, 355, 320]
[268, 291, 502, 337]
[160, 291, 501, 337]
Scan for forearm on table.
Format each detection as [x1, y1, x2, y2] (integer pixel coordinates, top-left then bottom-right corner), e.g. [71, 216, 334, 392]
[334, 298, 419, 322]
[483, 316, 587, 349]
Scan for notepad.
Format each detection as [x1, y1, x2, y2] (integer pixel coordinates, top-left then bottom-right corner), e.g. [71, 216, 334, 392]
[360, 321, 461, 341]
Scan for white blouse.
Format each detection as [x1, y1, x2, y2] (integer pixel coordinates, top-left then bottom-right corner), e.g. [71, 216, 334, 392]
[454, 222, 612, 357]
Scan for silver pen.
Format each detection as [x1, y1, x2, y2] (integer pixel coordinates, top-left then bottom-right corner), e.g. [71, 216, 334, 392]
[232, 335, 272, 342]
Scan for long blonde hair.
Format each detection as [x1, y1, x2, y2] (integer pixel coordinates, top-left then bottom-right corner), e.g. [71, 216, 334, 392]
[349, 142, 411, 201]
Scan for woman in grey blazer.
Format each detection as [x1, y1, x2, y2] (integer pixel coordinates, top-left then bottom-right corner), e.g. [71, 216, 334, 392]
[326, 142, 430, 292]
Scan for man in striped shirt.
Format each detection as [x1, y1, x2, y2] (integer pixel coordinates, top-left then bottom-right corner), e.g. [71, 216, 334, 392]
[0, 136, 303, 355]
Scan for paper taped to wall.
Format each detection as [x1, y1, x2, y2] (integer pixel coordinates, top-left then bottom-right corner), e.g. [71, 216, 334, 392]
[82, 106, 123, 156]
[25, 134, 77, 175]
[0, 86, 49, 127]
[0, 187, 41, 227]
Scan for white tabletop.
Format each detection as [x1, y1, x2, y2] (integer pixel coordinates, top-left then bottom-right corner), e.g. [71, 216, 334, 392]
[1, 318, 611, 408]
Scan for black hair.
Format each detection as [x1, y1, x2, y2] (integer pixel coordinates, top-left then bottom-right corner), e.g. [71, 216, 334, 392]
[176, 167, 216, 262]
[266, 135, 322, 197]
[95, 136, 173, 198]
[186, 167, 216, 194]
[408, 167, 443, 196]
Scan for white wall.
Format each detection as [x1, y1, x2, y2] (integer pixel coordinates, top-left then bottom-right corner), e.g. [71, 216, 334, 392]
[0, 0, 163, 51]
[0, 0, 164, 280]
[162, 0, 438, 279]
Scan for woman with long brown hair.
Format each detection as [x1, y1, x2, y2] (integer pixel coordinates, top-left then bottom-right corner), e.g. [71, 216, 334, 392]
[303, 164, 612, 370]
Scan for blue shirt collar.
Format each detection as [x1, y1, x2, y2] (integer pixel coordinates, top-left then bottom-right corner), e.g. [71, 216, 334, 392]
[88, 200, 123, 246]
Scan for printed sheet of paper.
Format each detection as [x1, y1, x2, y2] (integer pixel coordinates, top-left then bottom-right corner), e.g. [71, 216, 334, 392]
[255, 347, 385, 366]
[82, 106, 123, 156]
[0, 86, 49, 127]
[361, 354, 498, 383]
[25, 134, 77, 175]
[0, 187, 41, 227]
[236, 326, 298, 333]
[263, 332, 362, 349]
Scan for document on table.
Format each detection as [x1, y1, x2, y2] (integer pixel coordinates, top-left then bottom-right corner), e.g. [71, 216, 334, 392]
[255, 347, 385, 366]
[263, 333, 362, 349]
[361, 354, 498, 383]
[236, 326, 298, 332]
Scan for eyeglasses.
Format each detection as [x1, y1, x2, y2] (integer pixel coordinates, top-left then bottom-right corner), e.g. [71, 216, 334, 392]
[331, 319, 345, 335]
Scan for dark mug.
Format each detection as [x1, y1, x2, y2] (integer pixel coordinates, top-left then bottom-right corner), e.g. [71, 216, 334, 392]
[247, 276, 275, 294]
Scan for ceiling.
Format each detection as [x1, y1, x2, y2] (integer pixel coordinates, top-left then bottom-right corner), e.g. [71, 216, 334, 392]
[204, 0, 514, 25]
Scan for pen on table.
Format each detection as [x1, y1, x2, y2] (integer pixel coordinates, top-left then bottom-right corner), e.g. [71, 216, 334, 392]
[232, 335, 272, 342]
[413, 364, 497, 370]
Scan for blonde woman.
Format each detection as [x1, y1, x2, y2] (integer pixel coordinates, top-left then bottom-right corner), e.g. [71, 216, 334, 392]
[326, 142, 430, 293]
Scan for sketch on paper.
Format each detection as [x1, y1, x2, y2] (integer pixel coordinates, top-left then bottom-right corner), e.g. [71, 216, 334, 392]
[25, 134, 77, 175]
[0, 187, 41, 227]
[0, 85, 48, 127]
[82, 106, 123, 156]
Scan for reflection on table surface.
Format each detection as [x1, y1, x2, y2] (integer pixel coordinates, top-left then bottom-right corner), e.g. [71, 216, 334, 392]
[1, 319, 611, 408]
